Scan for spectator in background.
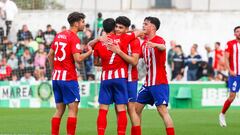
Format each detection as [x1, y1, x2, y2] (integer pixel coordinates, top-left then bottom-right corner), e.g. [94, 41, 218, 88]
[5, 41, 16, 57]
[186, 45, 202, 81]
[19, 47, 34, 68]
[7, 52, 18, 70]
[167, 40, 176, 72]
[34, 66, 46, 81]
[35, 29, 44, 44]
[0, 56, 12, 80]
[34, 43, 47, 69]
[171, 45, 185, 80]
[26, 37, 39, 52]
[94, 12, 103, 37]
[43, 24, 56, 52]
[131, 24, 136, 31]
[213, 42, 224, 72]
[197, 61, 214, 81]
[2, 0, 18, 36]
[20, 67, 36, 83]
[205, 44, 214, 67]
[61, 25, 67, 32]
[17, 24, 32, 41]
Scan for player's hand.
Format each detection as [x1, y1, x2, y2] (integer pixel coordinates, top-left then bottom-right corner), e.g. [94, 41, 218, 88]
[229, 70, 237, 76]
[146, 41, 156, 48]
[106, 44, 120, 54]
[98, 35, 108, 42]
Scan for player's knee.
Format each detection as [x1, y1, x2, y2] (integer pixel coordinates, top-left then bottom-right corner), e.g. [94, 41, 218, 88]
[157, 105, 168, 116]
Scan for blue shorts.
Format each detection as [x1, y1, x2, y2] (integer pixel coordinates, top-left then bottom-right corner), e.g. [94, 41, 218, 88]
[52, 80, 80, 104]
[228, 75, 240, 93]
[127, 81, 138, 102]
[99, 78, 128, 105]
[137, 84, 169, 106]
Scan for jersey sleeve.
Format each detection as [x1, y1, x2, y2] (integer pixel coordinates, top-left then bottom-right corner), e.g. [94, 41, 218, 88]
[121, 32, 136, 44]
[94, 42, 101, 57]
[225, 41, 231, 53]
[130, 38, 141, 54]
[71, 36, 82, 54]
[50, 37, 56, 50]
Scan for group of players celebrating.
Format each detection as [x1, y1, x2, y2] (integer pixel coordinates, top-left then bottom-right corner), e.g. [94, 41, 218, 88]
[47, 11, 240, 135]
[48, 11, 175, 135]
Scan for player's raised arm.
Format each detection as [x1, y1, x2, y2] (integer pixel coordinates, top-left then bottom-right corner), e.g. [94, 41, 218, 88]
[147, 41, 166, 51]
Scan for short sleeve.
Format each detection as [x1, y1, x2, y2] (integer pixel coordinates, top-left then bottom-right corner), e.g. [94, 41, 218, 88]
[121, 32, 136, 44]
[130, 38, 141, 54]
[71, 36, 82, 54]
[94, 42, 101, 57]
[50, 37, 56, 50]
[225, 42, 231, 53]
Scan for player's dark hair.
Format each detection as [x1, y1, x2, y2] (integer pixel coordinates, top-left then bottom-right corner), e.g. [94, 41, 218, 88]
[67, 12, 85, 26]
[103, 18, 115, 33]
[144, 16, 160, 30]
[115, 16, 131, 27]
[234, 26, 240, 32]
[215, 42, 221, 46]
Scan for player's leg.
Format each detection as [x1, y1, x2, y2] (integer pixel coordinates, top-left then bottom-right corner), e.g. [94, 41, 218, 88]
[62, 81, 81, 135]
[136, 85, 153, 125]
[114, 79, 128, 135]
[97, 80, 112, 135]
[219, 76, 239, 127]
[156, 105, 175, 135]
[51, 80, 65, 135]
[151, 84, 175, 135]
[127, 81, 141, 135]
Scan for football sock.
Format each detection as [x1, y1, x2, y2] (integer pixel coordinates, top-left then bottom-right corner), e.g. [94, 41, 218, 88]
[117, 111, 128, 135]
[97, 109, 108, 135]
[51, 117, 61, 135]
[166, 127, 175, 135]
[67, 117, 77, 135]
[222, 99, 232, 114]
[131, 126, 141, 135]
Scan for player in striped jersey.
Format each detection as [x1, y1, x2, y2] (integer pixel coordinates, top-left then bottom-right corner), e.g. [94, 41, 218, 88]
[107, 16, 142, 135]
[94, 18, 144, 135]
[135, 17, 175, 135]
[48, 12, 92, 135]
[219, 26, 240, 127]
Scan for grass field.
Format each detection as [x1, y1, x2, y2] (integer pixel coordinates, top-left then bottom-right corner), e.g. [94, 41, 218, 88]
[0, 108, 239, 135]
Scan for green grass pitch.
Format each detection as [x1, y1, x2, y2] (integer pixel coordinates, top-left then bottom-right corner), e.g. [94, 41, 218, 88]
[0, 108, 239, 134]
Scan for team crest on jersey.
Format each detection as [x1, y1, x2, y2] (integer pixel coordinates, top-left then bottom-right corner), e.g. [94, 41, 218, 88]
[76, 43, 81, 50]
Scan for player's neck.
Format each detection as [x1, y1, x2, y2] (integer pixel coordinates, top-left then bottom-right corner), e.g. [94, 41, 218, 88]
[148, 32, 156, 40]
[106, 31, 114, 35]
[70, 27, 78, 34]
[236, 39, 240, 43]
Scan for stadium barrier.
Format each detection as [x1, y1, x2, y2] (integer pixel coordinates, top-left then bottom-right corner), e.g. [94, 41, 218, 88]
[0, 81, 240, 109]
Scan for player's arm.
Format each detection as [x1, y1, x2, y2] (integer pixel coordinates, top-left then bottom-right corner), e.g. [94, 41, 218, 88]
[47, 48, 55, 70]
[73, 46, 93, 63]
[94, 56, 101, 66]
[224, 51, 236, 76]
[147, 41, 166, 50]
[87, 35, 108, 47]
[107, 44, 139, 66]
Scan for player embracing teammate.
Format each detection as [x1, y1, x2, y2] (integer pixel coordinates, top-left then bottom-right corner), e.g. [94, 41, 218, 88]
[93, 16, 175, 135]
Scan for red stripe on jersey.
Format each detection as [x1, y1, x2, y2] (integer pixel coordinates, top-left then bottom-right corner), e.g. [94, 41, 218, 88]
[225, 40, 240, 75]
[101, 68, 126, 81]
[52, 70, 67, 80]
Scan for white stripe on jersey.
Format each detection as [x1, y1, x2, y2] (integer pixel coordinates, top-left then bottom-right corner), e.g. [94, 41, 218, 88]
[128, 44, 133, 81]
[151, 48, 156, 86]
[108, 70, 112, 79]
[114, 69, 119, 78]
[62, 70, 67, 80]
[102, 71, 106, 81]
[233, 45, 237, 75]
[238, 43, 240, 75]
[147, 48, 151, 86]
[121, 68, 125, 78]
[52, 70, 57, 80]
[56, 70, 61, 80]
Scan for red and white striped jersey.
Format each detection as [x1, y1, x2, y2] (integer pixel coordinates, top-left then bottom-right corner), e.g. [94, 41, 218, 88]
[141, 35, 168, 86]
[225, 39, 240, 75]
[51, 30, 81, 81]
[94, 33, 136, 80]
[127, 38, 141, 82]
